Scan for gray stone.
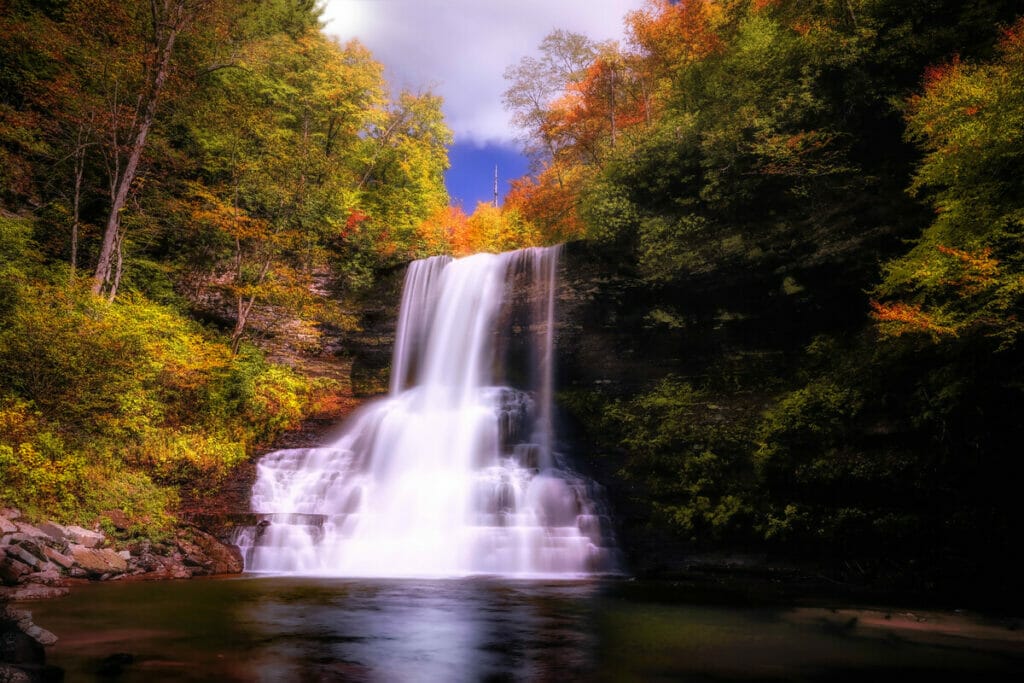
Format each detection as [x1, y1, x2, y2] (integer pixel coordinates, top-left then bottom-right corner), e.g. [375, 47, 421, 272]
[41, 546, 74, 569]
[0, 516, 16, 535]
[7, 547, 41, 571]
[176, 528, 243, 575]
[12, 523, 47, 541]
[6, 583, 68, 602]
[25, 567, 61, 586]
[0, 663, 33, 682]
[117, 550, 131, 560]
[12, 539, 46, 563]
[64, 525, 103, 548]
[34, 521, 67, 543]
[69, 545, 127, 576]
[0, 556, 31, 585]
[6, 609, 58, 645]
[0, 508, 21, 520]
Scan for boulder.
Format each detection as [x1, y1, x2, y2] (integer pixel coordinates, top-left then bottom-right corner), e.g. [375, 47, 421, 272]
[40, 547, 73, 570]
[175, 528, 243, 575]
[0, 556, 32, 585]
[4, 583, 69, 601]
[0, 664, 33, 682]
[12, 523, 48, 542]
[25, 568, 61, 586]
[99, 510, 130, 531]
[3, 608, 58, 646]
[68, 545, 127, 577]
[128, 552, 192, 579]
[0, 516, 17, 535]
[0, 508, 21, 520]
[6, 546, 43, 571]
[63, 525, 103, 549]
[34, 522, 67, 544]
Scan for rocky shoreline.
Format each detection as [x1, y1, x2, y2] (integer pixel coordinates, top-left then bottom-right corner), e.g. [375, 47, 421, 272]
[0, 508, 243, 603]
[1, 506, 244, 680]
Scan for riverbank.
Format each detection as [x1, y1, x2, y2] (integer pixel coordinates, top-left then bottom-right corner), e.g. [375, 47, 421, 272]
[0, 507, 243, 602]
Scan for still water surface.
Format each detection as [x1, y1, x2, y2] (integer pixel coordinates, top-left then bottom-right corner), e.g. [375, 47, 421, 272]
[25, 576, 1024, 681]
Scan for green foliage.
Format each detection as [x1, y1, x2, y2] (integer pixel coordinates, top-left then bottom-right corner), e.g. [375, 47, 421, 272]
[755, 379, 862, 485]
[0, 399, 85, 520]
[601, 377, 757, 542]
[874, 22, 1024, 347]
[0, 228, 330, 530]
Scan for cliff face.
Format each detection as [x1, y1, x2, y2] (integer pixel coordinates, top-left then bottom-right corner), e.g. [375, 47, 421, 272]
[555, 239, 873, 394]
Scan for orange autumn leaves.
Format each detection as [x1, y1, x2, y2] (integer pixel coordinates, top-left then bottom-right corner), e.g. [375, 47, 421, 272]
[415, 203, 540, 257]
[492, 0, 726, 244]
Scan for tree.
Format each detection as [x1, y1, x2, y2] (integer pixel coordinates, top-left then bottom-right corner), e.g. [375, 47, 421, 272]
[873, 20, 1024, 347]
[184, 31, 383, 351]
[503, 29, 597, 168]
[353, 90, 452, 260]
[89, 0, 208, 298]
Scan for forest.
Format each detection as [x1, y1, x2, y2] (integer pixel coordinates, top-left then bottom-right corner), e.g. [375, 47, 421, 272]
[2, 0, 1024, 603]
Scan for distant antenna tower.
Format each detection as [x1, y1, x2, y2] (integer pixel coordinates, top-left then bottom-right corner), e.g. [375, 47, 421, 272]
[493, 165, 499, 207]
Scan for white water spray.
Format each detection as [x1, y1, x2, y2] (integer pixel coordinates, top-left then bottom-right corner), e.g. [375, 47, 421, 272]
[236, 246, 614, 577]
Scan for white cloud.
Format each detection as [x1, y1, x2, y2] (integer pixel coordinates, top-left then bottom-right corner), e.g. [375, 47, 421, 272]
[321, 0, 646, 147]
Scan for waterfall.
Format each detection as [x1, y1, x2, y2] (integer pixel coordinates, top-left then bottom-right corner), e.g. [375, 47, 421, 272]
[235, 246, 615, 577]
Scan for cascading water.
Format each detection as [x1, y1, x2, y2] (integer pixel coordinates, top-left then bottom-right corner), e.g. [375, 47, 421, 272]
[235, 246, 615, 577]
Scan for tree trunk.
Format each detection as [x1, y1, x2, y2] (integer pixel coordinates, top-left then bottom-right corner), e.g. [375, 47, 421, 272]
[70, 131, 86, 281]
[92, 3, 185, 296]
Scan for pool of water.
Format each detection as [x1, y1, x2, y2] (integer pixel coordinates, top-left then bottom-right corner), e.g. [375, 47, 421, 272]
[22, 576, 1024, 681]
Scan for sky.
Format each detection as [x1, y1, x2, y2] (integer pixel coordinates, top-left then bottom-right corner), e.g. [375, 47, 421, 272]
[320, 0, 646, 208]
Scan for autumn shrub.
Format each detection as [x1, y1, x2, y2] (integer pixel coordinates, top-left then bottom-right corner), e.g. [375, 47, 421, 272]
[130, 428, 246, 488]
[0, 399, 86, 519]
[0, 271, 331, 529]
[78, 463, 177, 537]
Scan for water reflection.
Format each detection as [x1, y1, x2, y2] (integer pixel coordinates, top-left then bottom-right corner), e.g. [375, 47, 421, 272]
[233, 578, 597, 681]
[25, 577, 1024, 682]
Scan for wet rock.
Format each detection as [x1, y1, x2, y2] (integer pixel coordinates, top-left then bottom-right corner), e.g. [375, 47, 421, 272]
[175, 528, 243, 575]
[62, 526, 103, 549]
[0, 664, 33, 682]
[2, 607, 57, 647]
[3, 584, 69, 601]
[127, 552, 192, 580]
[0, 556, 32, 586]
[67, 546, 126, 577]
[12, 540, 47, 564]
[96, 653, 134, 677]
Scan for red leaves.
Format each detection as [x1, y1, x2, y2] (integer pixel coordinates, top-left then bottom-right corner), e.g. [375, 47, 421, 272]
[343, 209, 369, 237]
[870, 301, 956, 338]
[922, 55, 961, 92]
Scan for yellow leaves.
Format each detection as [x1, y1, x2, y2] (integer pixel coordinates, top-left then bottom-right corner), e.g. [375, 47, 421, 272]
[936, 244, 999, 296]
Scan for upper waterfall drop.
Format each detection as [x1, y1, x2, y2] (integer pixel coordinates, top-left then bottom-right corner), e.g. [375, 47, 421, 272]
[237, 246, 615, 577]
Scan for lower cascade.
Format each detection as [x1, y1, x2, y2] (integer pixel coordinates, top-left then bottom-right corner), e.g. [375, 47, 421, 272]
[235, 246, 615, 576]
